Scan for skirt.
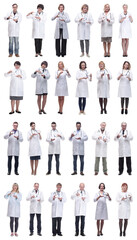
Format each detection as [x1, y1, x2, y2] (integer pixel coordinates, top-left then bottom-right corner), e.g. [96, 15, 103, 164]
[10, 96, 23, 100]
[101, 37, 112, 43]
[30, 156, 41, 160]
[36, 93, 48, 96]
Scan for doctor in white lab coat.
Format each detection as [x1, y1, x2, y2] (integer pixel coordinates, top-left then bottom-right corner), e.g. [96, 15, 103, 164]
[96, 61, 112, 114]
[92, 122, 110, 175]
[98, 4, 114, 57]
[69, 122, 88, 175]
[27, 122, 42, 175]
[26, 4, 46, 56]
[119, 4, 133, 56]
[26, 183, 44, 236]
[4, 183, 22, 236]
[46, 122, 65, 175]
[4, 61, 26, 114]
[4, 3, 22, 57]
[4, 121, 23, 175]
[75, 4, 94, 57]
[55, 61, 71, 114]
[71, 183, 89, 236]
[117, 61, 133, 115]
[76, 61, 92, 114]
[31, 61, 50, 114]
[116, 183, 133, 236]
[49, 183, 66, 236]
[51, 4, 70, 57]
[114, 122, 133, 175]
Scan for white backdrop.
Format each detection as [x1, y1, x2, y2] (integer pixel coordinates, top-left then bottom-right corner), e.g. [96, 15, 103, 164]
[0, 0, 137, 239]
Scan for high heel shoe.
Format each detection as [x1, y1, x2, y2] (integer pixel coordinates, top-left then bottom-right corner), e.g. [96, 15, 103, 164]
[121, 109, 124, 114]
[104, 109, 107, 114]
[100, 109, 103, 114]
[120, 232, 122, 236]
[123, 231, 126, 237]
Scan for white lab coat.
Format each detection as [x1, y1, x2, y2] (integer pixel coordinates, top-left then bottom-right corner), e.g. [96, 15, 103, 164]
[46, 130, 65, 154]
[116, 191, 133, 219]
[71, 190, 89, 216]
[4, 69, 26, 97]
[119, 12, 132, 38]
[69, 130, 88, 155]
[98, 12, 114, 38]
[94, 192, 109, 220]
[49, 191, 66, 218]
[26, 190, 44, 214]
[96, 69, 112, 98]
[4, 191, 22, 218]
[27, 130, 42, 156]
[4, 130, 23, 156]
[76, 70, 91, 98]
[75, 12, 94, 40]
[31, 68, 50, 95]
[55, 70, 71, 96]
[27, 11, 46, 39]
[4, 11, 22, 37]
[117, 70, 133, 98]
[51, 11, 70, 39]
[92, 129, 110, 157]
[114, 130, 133, 157]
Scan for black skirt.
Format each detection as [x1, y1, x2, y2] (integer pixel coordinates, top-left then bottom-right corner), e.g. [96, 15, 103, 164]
[30, 156, 41, 160]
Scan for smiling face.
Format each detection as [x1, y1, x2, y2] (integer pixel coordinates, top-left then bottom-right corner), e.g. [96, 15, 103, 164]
[99, 184, 105, 191]
[56, 184, 62, 192]
[59, 5, 64, 12]
[123, 62, 129, 70]
[81, 62, 86, 70]
[100, 122, 106, 131]
[34, 183, 39, 191]
[76, 123, 81, 131]
[121, 123, 127, 131]
[41, 64, 46, 69]
[99, 62, 105, 70]
[122, 185, 128, 192]
[104, 4, 110, 13]
[82, 6, 88, 13]
[14, 64, 20, 70]
[37, 7, 43, 14]
[13, 122, 18, 130]
[58, 62, 64, 70]
[13, 184, 18, 192]
[51, 123, 56, 130]
[123, 4, 128, 12]
[79, 183, 85, 191]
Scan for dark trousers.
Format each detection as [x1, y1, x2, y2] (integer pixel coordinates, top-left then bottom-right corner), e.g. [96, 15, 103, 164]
[73, 155, 84, 172]
[48, 154, 60, 172]
[52, 217, 62, 235]
[29, 214, 41, 234]
[119, 157, 132, 174]
[8, 156, 19, 174]
[80, 40, 89, 54]
[10, 217, 19, 232]
[75, 216, 85, 234]
[56, 29, 67, 57]
[34, 39, 42, 54]
[79, 98, 86, 111]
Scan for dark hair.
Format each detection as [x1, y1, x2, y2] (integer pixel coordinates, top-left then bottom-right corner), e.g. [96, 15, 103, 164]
[37, 4, 44, 10]
[79, 61, 87, 69]
[12, 3, 18, 7]
[121, 183, 128, 188]
[76, 122, 81, 126]
[56, 183, 62, 187]
[123, 61, 131, 70]
[41, 61, 48, 67]
[58, 4, 65, 10]
[13, 122, 18, 125]
[30, 122, 35, 126]
[99, 183, 105, 190]
[34, 183, 39, 186]
[14, 61, 21, 66]
[51, 122, 56, 125]
[81, 4, 89, 11]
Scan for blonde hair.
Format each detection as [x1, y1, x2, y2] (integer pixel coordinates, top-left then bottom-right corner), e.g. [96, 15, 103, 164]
[104, 4, 110, 11]
[81, 4, 89, 11]
[11, 183, 19, 193]
[58, 61, 64, 70]
[99, 61, 105, 68]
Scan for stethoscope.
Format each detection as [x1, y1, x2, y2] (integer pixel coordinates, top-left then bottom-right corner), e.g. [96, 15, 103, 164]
[122, 70, 130, 76]
[81, 12, 88, 21]
[32, 189, 39, 198]
[53, 191, 62, 198]
[119, 129, 128, 137]
[10, 11, 19, 19]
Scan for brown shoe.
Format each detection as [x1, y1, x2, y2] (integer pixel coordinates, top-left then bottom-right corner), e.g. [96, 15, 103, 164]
[94, 172, 98, 175]
[104, 172, 108, 175]
[8, 54, 13, 57]
[15, 54, 20, 57]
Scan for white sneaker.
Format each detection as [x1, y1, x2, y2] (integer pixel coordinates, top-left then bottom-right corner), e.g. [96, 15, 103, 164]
[86, 53, 90, 58]
[80, 53, 84, 57]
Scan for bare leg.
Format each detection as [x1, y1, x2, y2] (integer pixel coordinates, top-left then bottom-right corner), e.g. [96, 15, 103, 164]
[42, 95, 47, 111]
[103, 42, 107, 56]
[30, 160, 34, 175]
[37, 95, 41, 111]
[11, 100, 15, 112]
[61, 96, 64, 113]
[100, 220, 104, 235]
[16, 100, 20, 111]
[34, 160, 39, 175]
[108, 42, 111, 56]
[125, 39, 129, 56]
[122, 39, 126, 55]
[97, 220, 100, 235]
[58, 97, 61, 112]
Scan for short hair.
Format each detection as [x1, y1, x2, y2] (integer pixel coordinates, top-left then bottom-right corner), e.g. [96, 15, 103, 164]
[51, 122, 56, 125]
[104, 4, 110, 11]
[76, 122, 81, 126]
[81, 4, 89, 11]
[41, 61, 48, 67]
[12, 3, 18, 7]
[79, 61, 87, 69]
[58, 4, 65, 10]
[123, 61, 131, 70]
[56, 183, 62, 187]
[123, 4, 128, 8]
[99, 183, 105, 189]
[121, 122, 127, 126]
[14, 61, 21, 66]
[34, 183, 39, 186]
[37, 4, 44, 10]
[30, 122, 35, 126]
[121, 183, 128, 188]
[13, 121, 18, 125]
[99, 61, 105, 68]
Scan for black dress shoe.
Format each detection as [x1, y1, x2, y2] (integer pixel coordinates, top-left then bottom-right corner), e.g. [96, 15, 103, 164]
[104, 109, 107, 114]
[46, 171, 51, 175]
[80, 172, 84, 176]
[9, 111, 14, 114]
[71, 172, 77, 175]
[121, 109, 124, 114]
[56, 172, 61, 175]
[53, 234, 56, 236]
[81, 233, 86, 236]
[37, 233, 42, 236]
[58, 233, 63, 236]
[118, 172, 122, 175]
[29, 233, 33, 236]
[128, 172, 132, 175]
[75, 233, 79, 236]
[7, 172, 11, 175]
[100, 109, 103, 114]
[125, 109, 128, 114]
[15, 172, 19, 175]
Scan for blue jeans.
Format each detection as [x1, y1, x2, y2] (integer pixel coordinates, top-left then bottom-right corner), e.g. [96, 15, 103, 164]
[73, 155, 84, 172]
[9, 37, 19, 55]
[48, 154, 60, 172]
